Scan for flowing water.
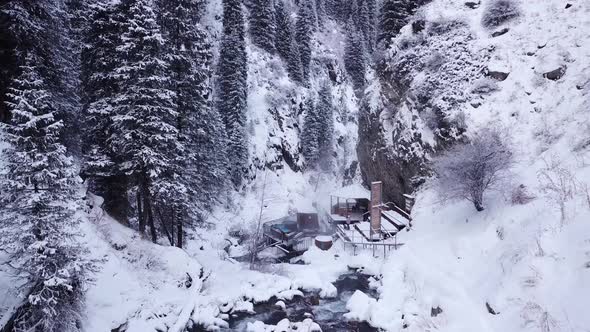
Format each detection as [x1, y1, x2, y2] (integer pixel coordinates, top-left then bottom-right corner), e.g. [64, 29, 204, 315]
[218, 272, 381, 332]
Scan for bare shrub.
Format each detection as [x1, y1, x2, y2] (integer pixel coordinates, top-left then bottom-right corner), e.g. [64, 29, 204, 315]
[496, 226, 505, 240]
[580, 182, 590, 210]
[432, 128, 514, 211]
[481, 0, 520, 29]
[511, 184, 536, 205]
[521, 302, 560, 332]
[537, 157, 576, 225]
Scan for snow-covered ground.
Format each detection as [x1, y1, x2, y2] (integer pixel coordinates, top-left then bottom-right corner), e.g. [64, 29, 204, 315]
[82, 188, 386, 331]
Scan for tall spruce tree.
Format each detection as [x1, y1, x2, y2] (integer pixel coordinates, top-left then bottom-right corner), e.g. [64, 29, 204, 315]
[1, 0, 81, 153]
[315, 81, 334, 171]
[249, 0, 276, 53]
[275, 1, 304, 83]
[315, 0, 327, 27]
[358, 0, 376, 52]
[344, 20, 367, 89]
[159, 0, 228, 247]
[301, 81, 334, 170]
[110, 0, 179, 242]
[80, 1, 130, 223]
[295, 0, 314, 83]
[301, 96, 320, 168]
[327, 0, 352, 23]
[0, 57, 90, 332]
[217, 0, 248, 188]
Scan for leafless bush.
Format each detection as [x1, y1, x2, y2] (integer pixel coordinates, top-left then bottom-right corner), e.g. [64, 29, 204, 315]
[432, 128, 514, 211]
[511, 184, 536, 205]
[580, 182, 590, 210]
[537, 157, 577, 225]
[522, 302, 560, 332]
[481, 0, 520, 29]
[496, 226, 505, 240]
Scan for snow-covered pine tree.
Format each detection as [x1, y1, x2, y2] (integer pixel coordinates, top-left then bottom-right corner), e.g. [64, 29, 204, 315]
[378, 0, 425, 50]
[315, 80, 334, 171]
[0, 57, 91, 332]
[80, 1, 130, 224]
[301, 81, 334, 171]
[344, 20, 367, 90]
[159, 0, 229, 247]
[315, 0, 327, 27]
[249, 0, 276, 53]
[349, 0, 360, 27]
[358, 0, 376, 52]
[1, 0, 82, 153]
[327, 0, 352, 23]
[217, 0, 248, 188]
[110, 0, 179, 242]
[275, 1, 304, 84]
[0, 3, 19, 123]
[295, 0, 314, 83]
[301, 96, 320, 168]
[187, 26, 230, 219]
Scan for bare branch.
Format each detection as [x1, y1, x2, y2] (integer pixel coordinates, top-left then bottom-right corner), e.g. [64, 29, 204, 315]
[431, 127, 514, 211]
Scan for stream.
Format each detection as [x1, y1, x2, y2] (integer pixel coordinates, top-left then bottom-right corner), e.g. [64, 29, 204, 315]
[219, 272, 381, 332]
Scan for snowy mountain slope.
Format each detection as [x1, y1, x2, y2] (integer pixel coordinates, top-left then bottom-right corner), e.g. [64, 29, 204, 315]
[353, 0, 590, 331]
[206, 0, 360, 184]
[198, 0, 362, 232]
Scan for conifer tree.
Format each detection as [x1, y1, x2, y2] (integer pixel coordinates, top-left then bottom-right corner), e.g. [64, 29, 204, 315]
[249, 0, 276, 53]
[0, 57, 90, 332]
[110, 0, 179, 242]
[344, 20, 367, 89]
[275, 1, 304, 83]
[295, 0, 314, 83]
[302, 82, 334, 170]
[315, 0, 327, 27]
[327, 0, 352, 23]
[2, 0, 82, 153]
[159, 0, 228, 246]
[80, 1, 129, 223]
[217, 0, 248, 188]
[315, 81, 334, 171]
[358, 0, 376, 52]
[301, 96, 320, 168]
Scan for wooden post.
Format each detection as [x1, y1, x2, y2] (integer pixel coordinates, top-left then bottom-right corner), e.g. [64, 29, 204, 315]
[330, 196, 333, 214]
[346, 200, 349, 218]
[370, 181, 383, 240]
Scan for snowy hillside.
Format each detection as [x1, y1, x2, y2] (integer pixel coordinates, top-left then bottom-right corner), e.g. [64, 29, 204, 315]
[353, 0, 590, 331]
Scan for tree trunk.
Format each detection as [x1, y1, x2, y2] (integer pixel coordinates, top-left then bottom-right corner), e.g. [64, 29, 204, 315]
[140, 177, 157, 243]
[156, 207, 174, 246]
[145, 196, 157, 243]
[137, 190, 145, 234]
[177, 212, 183, 249]
[474, 200, 484, 212]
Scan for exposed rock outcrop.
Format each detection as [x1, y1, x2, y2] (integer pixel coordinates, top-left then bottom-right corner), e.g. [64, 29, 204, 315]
[358, 18, 490, 205]
[543, 66, 567, 80]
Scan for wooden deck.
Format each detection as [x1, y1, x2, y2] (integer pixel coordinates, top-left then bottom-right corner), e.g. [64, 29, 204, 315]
[331, 204, 412, 257]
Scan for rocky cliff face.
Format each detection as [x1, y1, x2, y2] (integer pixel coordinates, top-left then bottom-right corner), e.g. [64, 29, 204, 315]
[358, 3, 495, 206]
